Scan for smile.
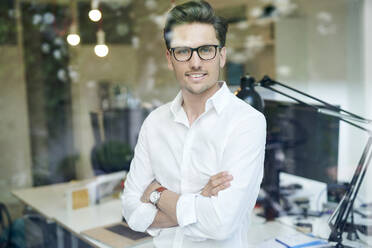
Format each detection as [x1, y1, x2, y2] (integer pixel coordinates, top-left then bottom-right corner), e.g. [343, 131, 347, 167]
[186, 72, 208, 80]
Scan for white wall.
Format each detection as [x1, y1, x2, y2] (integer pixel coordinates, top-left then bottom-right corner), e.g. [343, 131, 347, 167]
[0, 46, 33, 215]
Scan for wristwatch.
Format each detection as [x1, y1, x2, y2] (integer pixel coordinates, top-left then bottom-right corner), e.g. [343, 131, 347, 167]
[149, 187, 167, 206]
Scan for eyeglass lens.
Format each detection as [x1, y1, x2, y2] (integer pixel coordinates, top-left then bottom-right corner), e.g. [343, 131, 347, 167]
[173, 45, 217, 61]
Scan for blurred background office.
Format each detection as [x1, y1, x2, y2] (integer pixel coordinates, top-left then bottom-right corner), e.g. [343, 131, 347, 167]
[0, 0, 371, 246]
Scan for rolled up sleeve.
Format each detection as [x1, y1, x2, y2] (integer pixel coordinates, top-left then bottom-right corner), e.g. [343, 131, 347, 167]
[121, 119, 160, 235]
[177, 113, 266, 241]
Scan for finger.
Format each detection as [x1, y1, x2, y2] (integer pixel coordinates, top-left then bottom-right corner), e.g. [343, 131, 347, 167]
[201, 181, 212, 194]
[208, 176, 232, 188]
[200, 190, 209, 197]
[210, 184, 229, 196]
[210, 171, 229, 181]
[201, 183, 216, 197]
[201, 187, 214, 197]
[210, 175, 233, 187]
[202, 173, 233, 197]
[211, 182, 231, 195]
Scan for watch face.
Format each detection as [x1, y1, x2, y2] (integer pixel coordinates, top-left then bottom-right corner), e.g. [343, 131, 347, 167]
[150, 191, 160, 204]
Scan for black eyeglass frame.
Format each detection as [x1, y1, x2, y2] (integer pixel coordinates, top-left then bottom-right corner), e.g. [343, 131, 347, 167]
[169, 44, 222, 62]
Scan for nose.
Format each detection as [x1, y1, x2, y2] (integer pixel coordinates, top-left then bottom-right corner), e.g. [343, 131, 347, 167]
[189, 50, 202, 70]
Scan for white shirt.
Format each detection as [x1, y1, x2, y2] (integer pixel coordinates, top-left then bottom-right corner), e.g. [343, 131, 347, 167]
[121, 82, 266, 248]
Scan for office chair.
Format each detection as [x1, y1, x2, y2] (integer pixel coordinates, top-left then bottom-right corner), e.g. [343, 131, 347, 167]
[0, 203, 12, 248]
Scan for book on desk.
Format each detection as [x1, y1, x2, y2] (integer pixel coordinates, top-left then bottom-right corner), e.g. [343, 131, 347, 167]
[82, 222, 151, 248]
[258, 233, 328, 248]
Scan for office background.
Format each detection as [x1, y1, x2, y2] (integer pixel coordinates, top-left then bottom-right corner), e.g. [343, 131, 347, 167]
[0, 0, 372, 237]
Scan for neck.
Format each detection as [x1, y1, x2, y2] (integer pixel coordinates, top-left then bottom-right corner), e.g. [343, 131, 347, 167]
[182, 82, 221, 125]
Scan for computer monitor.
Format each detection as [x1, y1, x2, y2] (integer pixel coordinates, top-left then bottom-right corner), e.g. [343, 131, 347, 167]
[261, 99, 340, 202]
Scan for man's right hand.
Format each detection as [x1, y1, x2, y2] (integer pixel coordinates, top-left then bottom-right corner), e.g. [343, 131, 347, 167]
[201, 171, 233, 197]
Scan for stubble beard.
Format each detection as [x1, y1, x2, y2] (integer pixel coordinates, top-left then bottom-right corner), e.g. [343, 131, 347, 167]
[183, 80, 217, 96]
[185, 83, 208, 95]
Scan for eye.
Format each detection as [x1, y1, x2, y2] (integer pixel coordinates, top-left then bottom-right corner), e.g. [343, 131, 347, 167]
[174, 47, 190, 55]
[199, 45, 213, 53]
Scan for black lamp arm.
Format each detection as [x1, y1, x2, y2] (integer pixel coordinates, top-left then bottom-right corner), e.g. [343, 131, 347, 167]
[258, 75, 370, 123]
[257, 75, 370, 133]
[328, 136, 372, 243]
[254, 75, 372, 246]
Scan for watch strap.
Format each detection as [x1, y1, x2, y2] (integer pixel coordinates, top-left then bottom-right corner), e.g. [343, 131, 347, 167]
[151, 186, 167, 206]
[156, 186, 167, 193]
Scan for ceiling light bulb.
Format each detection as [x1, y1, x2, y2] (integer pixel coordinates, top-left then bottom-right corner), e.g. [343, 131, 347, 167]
[89, 9, 102, 22]
[94, 44, 109, 57]
[67, 34, 80, 46]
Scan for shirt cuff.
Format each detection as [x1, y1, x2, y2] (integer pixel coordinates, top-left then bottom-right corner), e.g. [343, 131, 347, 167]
[176, 193, 197, 227]
[127, 203, 158, 232]
[147, 227, 161, 237]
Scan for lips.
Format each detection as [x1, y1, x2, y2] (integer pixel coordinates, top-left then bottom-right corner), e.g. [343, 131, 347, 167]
[185, 72, 208, 80]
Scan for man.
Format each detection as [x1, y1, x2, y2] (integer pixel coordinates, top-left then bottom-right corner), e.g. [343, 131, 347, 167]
[121, 1, 266, 247]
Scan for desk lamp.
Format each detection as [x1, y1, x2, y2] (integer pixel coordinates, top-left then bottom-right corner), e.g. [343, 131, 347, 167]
[236, 74, 372, 248]
[235, 75, 264, 112]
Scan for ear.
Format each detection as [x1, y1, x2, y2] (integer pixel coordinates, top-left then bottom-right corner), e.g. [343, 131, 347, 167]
[166, 50, 174, 71]
[219, 46, 227, 68]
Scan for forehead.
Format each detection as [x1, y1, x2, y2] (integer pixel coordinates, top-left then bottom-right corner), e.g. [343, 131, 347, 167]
[170, 22, 219, 48]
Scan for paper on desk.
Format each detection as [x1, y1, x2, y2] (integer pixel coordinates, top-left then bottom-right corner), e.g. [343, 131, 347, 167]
[257, 238, 288, 248]
[257, 233, 328, 248]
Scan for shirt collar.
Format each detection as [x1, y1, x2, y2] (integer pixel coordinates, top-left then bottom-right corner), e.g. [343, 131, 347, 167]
[170, 90, 184, 118]
[206, 81, 230, 115]
[170, 81, 230, 120]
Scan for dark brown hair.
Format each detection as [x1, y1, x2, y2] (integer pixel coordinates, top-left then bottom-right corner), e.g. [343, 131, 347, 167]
[163, 0, 228, 49]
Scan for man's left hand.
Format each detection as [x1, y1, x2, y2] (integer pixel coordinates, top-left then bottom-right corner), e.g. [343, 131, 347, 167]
[141, 180, 162, 203]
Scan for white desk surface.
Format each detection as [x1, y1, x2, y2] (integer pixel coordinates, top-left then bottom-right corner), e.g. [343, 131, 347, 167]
[12, 179, 138, 247]
[12, 181, 372, 248]
[12, 179, 121, 233]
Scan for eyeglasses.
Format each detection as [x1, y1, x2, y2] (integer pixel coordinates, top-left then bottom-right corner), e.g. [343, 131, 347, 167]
[169, 45, 221, 62]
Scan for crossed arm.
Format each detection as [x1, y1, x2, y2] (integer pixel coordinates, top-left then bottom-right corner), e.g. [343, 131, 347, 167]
[122, 114, 266, 239]
[140, 172, 234, 228]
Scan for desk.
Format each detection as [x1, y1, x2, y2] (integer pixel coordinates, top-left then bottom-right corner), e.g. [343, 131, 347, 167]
[12, 181, 371, 248]
[247, 215, 299, 247]
[12, 178, 152, 248]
